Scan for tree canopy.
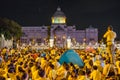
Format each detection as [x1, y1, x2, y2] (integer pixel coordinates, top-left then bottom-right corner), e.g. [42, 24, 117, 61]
[0, 18, 22, 40]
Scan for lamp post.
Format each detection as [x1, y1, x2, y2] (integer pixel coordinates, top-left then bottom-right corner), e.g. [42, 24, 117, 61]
[49, 38, 54, 48]
[54, 35, 56, 46]
[67, 36, 71, 49]
[83, 38, 86, 49]
[62, 35, 66, 48]
[32, 38, 35, 45]
[44, 38, 46, 44]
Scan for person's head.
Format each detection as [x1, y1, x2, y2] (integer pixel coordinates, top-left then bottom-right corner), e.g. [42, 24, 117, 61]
[21, 71, 28, 80]
[71, 69, 77, 77]
[0, 76, 5, 80]
[89, 59, 93, 66]
[29, 62, 33, 68]
[38, 69, 45, 77]
[49, 63, 54, 69]
[18, 66, 24, 72]
[108, 25, 113, 31]
[105, 59, 110, 64]
[79, 70, 85, 75]
[16, 75, 21, 80]
[93, 65, 98, 70]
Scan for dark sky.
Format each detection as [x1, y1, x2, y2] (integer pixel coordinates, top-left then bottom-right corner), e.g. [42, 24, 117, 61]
[0, 0, 120, 39]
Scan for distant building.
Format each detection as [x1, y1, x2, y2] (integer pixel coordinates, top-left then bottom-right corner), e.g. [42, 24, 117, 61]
[21, 7, 98, 47]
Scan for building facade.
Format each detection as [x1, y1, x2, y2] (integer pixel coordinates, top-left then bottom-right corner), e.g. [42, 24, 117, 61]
[21, 7, 98, 47]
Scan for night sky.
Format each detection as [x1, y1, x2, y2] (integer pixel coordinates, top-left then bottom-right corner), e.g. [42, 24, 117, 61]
[0, 0, 120, 40]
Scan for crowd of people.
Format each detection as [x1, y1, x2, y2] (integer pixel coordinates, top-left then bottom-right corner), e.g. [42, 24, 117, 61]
[0, 45, 120, 80]
[0, 25, 119, 80]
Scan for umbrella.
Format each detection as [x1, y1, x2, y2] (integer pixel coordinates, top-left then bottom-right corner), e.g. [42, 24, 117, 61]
[59, 50, 84, 67]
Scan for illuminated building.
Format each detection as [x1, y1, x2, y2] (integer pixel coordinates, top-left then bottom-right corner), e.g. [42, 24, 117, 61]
[21, 7, 98, 46]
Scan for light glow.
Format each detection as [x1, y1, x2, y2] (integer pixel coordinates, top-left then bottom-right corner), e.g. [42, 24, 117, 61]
[52, 17, 66, 24]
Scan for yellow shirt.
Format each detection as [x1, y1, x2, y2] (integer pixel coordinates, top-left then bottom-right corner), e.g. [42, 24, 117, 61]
[41, 58, 46, 69]
[45, 66, 51, 76]
[103, 30, 116, 45]
[116, 61, 120, 68]
[48, 69, 56, 80]
[51, 49, 56, 55]
[7, 73, 16, 80]
[103, 64, 110, 76]
[117, 67, 120, 74]
[32, 70, 39, 80]
[68, 75, 76, 80]
[77, 75, 87, 80]
[90, 70, 101, 80]
[10, 49, 15, 54]
[35, 77, 46, 80]
[31, 65, 36, 76]
[56, 66, 67, 79]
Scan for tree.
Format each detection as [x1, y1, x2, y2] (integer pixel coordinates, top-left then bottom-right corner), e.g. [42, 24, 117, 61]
[0, 18, 22, 40]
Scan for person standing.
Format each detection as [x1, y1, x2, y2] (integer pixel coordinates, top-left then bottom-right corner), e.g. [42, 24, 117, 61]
[103, 25, 116, 64]
[90, 65, 102, 80]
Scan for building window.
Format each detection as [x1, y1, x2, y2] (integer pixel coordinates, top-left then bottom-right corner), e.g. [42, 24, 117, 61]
[37, 30, 41, 32]
[30, 30, 34, 32]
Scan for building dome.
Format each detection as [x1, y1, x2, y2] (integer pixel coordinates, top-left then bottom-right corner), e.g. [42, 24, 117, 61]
[53, 7, 66, 17]
[52, 7, 66, 24]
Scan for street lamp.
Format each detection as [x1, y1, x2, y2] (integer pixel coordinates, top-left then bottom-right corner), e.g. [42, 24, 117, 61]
[83, 38, 86, 49]
[62, 35, 66, 48]
[54, 35, 57, 46]
[49, 38, 54, 48]
[83, 38, 86, 42]
[67, 36, 71, 49]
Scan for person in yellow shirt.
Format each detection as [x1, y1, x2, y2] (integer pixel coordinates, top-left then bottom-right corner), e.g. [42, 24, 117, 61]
[32, 68, 40, 80]
[103, 25, 116, 64]
[51, 48, 56, 56]
[102, 60, 110, 76]
[116, 58, 120, 69]
[40, 57, 47, 69]
[90, 65, 102, 80]
[77, 70, 87, 80]
[0, 68, 7, 79]
[56, 63, 68, 80]
[10, 48, 15, 55]
[35, 69, 46, 80]
[48, 64, 57, 80]
[85, 59, 93, 71]
[44, 62, 51, 77]
[116, 62, 120, 80]
[94, 58, 103, 73]
[2, 47, 7, 55]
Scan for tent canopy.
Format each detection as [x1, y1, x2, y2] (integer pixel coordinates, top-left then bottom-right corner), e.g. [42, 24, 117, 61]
[59, 49, 84, 67]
